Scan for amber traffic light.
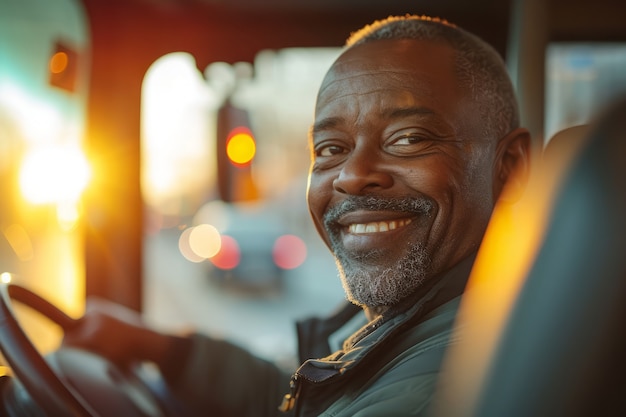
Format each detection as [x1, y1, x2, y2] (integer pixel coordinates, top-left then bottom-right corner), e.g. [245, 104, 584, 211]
[226, 126, 256, 166]
[216, 101, 259, 202]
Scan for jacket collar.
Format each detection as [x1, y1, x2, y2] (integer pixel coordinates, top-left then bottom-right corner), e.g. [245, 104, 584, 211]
[297, 252, 476, 382]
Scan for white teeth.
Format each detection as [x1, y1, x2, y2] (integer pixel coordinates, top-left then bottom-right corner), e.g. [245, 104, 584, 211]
[348, 218, 412, 234]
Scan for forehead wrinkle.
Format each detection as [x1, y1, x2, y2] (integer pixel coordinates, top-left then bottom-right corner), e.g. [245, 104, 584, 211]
[317, 88, 415, 116]
[318, 69, 429, 100]
[313, 102, 442, 137]
[383, 106, 435, 119]
[314, 60, 456, 137]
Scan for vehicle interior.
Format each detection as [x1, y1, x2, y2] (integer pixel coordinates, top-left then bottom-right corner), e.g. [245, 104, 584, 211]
[1, 0, 625, 415]
[431, 98, 626, 417]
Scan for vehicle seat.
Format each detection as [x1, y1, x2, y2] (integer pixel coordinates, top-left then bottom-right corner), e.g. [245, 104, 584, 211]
[431, 97, 626, 417]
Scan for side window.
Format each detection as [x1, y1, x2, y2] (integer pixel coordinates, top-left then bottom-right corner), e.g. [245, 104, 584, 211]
[545, 43, 626, 143]
[140, 48, 345, 367]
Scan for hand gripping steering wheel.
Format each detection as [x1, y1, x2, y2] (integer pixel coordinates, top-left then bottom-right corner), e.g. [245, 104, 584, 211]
[0, 282, 172, 417]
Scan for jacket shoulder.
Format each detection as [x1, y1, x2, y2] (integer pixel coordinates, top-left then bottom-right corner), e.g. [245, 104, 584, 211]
[320, 297, 462, 417]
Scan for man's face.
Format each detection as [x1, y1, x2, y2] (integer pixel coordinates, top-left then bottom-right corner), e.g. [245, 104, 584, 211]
[307, 39, 498, 308]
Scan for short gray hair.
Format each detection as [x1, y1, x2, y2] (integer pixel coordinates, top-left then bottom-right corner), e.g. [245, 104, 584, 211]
[346, 15, 520, 140]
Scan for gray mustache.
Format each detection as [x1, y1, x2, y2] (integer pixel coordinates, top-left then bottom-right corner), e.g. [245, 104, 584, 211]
[323, 196, 433, 228]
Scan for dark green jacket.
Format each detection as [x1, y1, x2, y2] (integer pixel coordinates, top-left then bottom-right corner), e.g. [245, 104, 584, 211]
[171, 256, 473, 416]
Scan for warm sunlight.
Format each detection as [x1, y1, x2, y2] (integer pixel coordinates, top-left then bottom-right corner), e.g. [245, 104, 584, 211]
[19, 145, 91, 205]
[433, 142, 584, 417]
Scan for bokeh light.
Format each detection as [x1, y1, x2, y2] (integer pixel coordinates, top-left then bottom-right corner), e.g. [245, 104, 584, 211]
[189, 224, 221, 259]
[49, 51, 68, 74]
[209, 235, 240, 269]
[226, 127, 256, 166]
[1, 272, 13, 284]
[178, 227, 205, 263]
[273, 234, 307, 269]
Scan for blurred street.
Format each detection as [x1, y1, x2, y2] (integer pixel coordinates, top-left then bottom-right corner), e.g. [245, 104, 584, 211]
[143, 226, 345, 370]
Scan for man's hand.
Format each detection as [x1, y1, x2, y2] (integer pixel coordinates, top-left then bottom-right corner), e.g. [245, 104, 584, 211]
[62, 297, 171, 366]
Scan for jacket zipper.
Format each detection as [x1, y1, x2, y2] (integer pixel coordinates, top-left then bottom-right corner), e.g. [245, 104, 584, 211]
[278, 374, 300, 413]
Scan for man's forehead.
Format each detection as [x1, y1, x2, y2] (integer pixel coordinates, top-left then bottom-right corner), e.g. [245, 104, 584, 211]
[319, 68, 436, 92]
[331, 38, 455, 69]
[317, 48, 457, 112]
[316, 70, 437, 112]
[319, 39, 456, 93]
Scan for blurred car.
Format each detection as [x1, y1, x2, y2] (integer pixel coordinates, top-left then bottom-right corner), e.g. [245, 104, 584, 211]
[190, 200, 307, 294]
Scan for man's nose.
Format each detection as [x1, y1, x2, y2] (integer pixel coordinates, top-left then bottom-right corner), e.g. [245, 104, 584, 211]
[332, 150, 393, 195]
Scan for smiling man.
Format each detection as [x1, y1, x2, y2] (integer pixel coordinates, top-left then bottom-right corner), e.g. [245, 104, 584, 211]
[287, 16, 530, 415]
[307, 24, 513, 317]
[64, 15, 530, 417]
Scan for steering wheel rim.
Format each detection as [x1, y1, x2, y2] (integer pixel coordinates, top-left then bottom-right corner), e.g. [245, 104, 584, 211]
[0, 282, 98, 416]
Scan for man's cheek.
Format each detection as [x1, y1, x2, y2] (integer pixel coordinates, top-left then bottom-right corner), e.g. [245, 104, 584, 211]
[306, 197, 331, 247]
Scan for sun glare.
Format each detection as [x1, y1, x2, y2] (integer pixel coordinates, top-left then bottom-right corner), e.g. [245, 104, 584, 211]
[19, 146, 91, 205]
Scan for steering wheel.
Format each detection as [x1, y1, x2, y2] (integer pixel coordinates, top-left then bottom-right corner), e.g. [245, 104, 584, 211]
[0, 282, 174, 417]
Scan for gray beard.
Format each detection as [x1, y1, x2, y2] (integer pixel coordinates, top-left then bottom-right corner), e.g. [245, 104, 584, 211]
[323, 195, 433, 308]
[332, 241, 429, 308]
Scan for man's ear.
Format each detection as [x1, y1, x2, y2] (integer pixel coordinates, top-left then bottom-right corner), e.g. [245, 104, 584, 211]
[493, 127, 532, 203]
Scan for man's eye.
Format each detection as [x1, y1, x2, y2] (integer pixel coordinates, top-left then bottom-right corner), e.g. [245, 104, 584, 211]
[316, 144, 345, 157]
[391, 134, 425, 145]
[386, 132, 437, 156]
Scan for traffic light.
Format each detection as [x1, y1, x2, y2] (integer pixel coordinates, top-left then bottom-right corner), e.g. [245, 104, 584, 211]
[216, 100, 259, 202]
[49, 41, 78, 92]
[226, 126, 256, 166]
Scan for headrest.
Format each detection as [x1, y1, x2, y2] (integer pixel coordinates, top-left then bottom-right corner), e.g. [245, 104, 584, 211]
[431, 97, 626, 417]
